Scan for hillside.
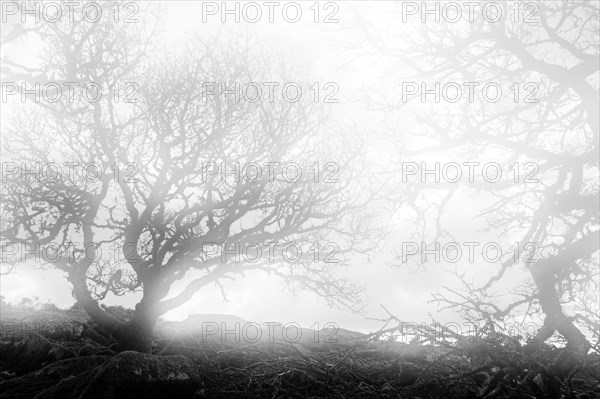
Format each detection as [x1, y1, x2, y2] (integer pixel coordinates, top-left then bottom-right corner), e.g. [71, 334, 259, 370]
[0, 302, 598, 398]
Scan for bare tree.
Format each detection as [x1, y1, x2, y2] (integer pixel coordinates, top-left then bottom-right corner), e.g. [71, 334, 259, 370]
[350, 0, 598, 360]
[1, 2, 377, 352]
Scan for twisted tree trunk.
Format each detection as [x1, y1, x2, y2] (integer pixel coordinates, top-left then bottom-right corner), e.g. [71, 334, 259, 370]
[68, 267, 159, 353]
[525, 261, 591, 379]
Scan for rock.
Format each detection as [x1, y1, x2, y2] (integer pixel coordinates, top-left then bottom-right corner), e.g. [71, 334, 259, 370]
[0, 356, 108, 399]
[398, 362, 421, 386]
[29, 356, 110, 381]
[35, 351, 199, 399]
[0, 336, 76, 374]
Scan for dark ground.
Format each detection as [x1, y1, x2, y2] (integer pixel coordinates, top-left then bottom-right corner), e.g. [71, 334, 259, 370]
[0, 303, 598, 398]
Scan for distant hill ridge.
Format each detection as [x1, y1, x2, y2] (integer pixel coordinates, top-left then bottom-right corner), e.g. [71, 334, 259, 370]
[181, 314, 247, 326]
[160, 314, 366, 345]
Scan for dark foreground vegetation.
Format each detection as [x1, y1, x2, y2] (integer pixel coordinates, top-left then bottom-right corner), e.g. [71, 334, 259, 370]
[0, 301, 598, 399]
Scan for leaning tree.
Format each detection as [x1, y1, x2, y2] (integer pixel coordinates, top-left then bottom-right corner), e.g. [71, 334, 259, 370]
[1, 2, 375, 351]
